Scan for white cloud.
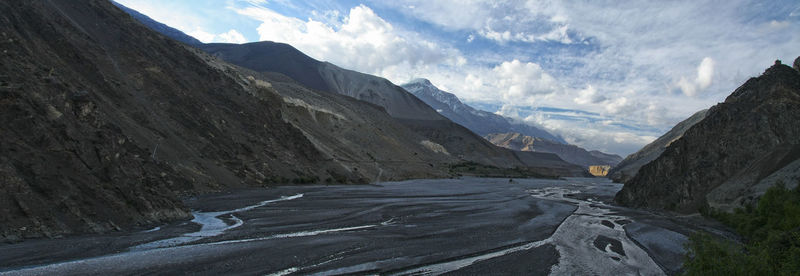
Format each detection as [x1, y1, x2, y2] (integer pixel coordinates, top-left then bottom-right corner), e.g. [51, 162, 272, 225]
[493, 60, 558, 101]
[235, 4, 457, 77]
[217, 29, 248, 44]
[187, 28, 248, 44]
[187, 28, 216, 43]
[696, 57, 715, 89]
[573, 85, 605, 104]
[376, 0, 577, 44]
[227, 0, 798, 156]
[480, 24, 573, 44]
[678, 57, 715, 97]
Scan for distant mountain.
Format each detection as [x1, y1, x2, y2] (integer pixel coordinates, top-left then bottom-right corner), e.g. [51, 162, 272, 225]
[200, 43, 443, 121]
[400, 79, 624, 169]
[608, 109, 708, 183]
[112, 1, 202, 46]
[401, 79, 566, 143]
[615, 60, 800, 213]
[193, 44, 588, 174]
[485, 132, 622, 169]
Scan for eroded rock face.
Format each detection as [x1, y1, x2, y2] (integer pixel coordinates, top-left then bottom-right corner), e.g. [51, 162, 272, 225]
[615, 62, 800, 213]
[608, 109, 708, 183]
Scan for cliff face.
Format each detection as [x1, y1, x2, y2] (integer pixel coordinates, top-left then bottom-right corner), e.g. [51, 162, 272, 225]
[485, 132, 622, 169]
[608, 109, 708, 183]
[615, 61, 800, 213]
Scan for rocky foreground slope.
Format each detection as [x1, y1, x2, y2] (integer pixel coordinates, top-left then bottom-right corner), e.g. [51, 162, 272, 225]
[608, 109, 708, 183]
[0, 0, 589, 242]
[0, 0, 460, 242]
[615, 60, 800, 213]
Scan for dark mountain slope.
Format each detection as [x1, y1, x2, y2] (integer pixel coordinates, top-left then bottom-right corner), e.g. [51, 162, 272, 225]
[1, 0, 433, 241]
[201, 42, 330, 93]
[608, 109, 708, 183]
[242, 69, 454, 182]
[615, 61, 800, 213]
[195, 41, 578, 172]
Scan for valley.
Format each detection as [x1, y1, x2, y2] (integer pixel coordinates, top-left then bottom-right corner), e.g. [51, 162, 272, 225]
[0, 178, 718, 275]
[1, 0, 798, 274]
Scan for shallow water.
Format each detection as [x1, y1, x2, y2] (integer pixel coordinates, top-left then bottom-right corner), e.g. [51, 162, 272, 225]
[0, 177, 706, 275]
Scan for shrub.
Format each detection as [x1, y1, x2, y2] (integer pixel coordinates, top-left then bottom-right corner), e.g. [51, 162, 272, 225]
[684, 181, 800, 275]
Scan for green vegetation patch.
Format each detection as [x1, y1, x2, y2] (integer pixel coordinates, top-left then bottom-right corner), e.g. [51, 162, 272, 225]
[684, 181, 800, 275]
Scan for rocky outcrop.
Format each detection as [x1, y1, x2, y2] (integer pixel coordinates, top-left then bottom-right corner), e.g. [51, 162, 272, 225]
[794, 56, 800, 72]
[485, 132, 622, 169]
[608, 109, 708, 183]
[615, 61, 800, 213]
[589, 165, 611, 176]
[400, 79, 566, 143]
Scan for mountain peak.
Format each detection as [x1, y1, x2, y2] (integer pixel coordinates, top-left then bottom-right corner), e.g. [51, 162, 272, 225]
[400, 81, 569, 144]
[408, 78, 433, 86]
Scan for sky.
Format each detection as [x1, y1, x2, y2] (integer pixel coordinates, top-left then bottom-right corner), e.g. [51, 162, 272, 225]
[116, 0, 800, 156]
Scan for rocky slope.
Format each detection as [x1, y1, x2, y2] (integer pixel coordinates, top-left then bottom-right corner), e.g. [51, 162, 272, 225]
[401, 79, 566, 143]
[245, 70, 454, 182]
[116, 3, 589, 175]
[608, 109, 708, 183]
[188, 36, 580, 172]
[485, 132, 622, 168]
[0, 0, 456, 242]
[615, 60, 800, 213]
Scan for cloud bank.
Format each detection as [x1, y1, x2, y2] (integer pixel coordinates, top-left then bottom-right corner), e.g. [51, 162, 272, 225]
[120, 0, 800, 156]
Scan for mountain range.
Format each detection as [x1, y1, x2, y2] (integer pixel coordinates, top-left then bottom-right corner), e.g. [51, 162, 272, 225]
[114, 2, 620, 174]
[190, 30, 587, 175]
[401, 79, 566, 143]
[0, 0, 588, 241]
[401, 79, 622, 168]
[485, 132, 622, 168]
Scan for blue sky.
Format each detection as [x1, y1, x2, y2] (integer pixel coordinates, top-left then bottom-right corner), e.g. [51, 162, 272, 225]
[116, 0, 800, 156]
